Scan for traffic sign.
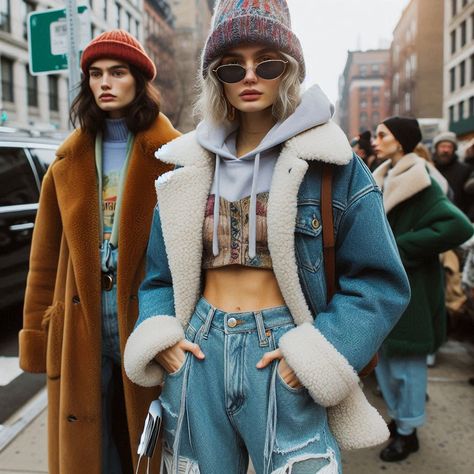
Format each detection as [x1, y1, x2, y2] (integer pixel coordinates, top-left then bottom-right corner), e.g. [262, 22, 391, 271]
[28, 6, 91, 75]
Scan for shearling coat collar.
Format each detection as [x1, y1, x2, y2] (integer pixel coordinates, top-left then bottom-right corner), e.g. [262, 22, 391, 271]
[373, 153, 431, 214]
[154, 121, 352, 328]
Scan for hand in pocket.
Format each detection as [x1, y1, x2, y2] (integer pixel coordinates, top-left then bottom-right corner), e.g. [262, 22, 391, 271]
[256, 348, 303, 389]
[155, 340, 205, 374]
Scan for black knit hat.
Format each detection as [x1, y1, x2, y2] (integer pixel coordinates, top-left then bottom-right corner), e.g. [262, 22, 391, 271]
[383, 116, 422, 154]
[351, 130, 373, 156]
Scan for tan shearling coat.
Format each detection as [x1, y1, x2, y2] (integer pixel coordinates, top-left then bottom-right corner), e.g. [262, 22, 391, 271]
[19, 113, 180, 474]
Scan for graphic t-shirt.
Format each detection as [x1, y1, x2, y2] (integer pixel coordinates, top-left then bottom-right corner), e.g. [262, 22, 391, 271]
[102, 118, 128, 241]
[102, 143, 126, 239]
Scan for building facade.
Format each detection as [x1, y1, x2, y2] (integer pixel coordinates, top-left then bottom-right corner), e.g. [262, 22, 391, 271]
[0, 0, 143, 134]
[390, 0, 444, 120]
[338, 49, 391, 140]
[144, 0, 178, 123]
[170, 0, 214, 132]
[444, 0, 474, 141]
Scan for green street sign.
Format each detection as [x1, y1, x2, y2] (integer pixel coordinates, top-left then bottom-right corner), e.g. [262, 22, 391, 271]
[28, 6, 91, 75]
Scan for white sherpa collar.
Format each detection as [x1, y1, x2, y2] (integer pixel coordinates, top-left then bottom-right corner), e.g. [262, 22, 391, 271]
[156, 121, 353, 167]
[372, 153, 432, 213]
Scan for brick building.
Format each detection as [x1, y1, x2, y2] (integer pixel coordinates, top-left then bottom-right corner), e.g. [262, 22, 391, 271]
[144, 0, 179, 124]
[338, 49, 391, 140]
[390, 0, 444, 119]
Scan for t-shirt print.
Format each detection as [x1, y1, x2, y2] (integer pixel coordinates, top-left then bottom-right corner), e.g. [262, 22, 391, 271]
[102, 169, 120, 239]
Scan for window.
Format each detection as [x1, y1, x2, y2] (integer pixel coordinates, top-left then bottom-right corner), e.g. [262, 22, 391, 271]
[1, 57, 14, 102]
[451, 29, 456, 54]
[372, 96, 380, 107]
[404, 92, 411, 112]
[0, 0, 10, 32]
[459, 100, 465, 120]
[115, 2, 121, 28]
[452, 0, 457, 17]
[360, 65, 367, 77]
[450, 67, 456, 92]
[360, 112, 368, 128]
[359, 86, 367, 95]
[461, 20, 467, 46]
[471, 53, 474, 81]
[22, 1, 35, 39]
[103, 0, 108, 20]
[449, 105, 455, 123]
[461, 60, 466, 87]
[469, 96, 474, 117]
[48, 75, 59, 112]
[127, 11, 132, 32]
[372, 64, 379, 74]
[372, 86, 380, 94]
[372, 111, 380, 125]
[135, 20, 139, 37]
[472, 13, 474, 40]
[360, 99, 368, 109]
[26, 65, 38, 107]
[0, 148, 39, 206]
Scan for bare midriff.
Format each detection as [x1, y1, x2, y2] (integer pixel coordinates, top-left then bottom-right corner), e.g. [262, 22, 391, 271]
[203, 265, 286, 312]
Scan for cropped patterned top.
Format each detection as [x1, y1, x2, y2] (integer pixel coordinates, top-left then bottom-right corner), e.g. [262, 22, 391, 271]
[202, 192, 272, 269]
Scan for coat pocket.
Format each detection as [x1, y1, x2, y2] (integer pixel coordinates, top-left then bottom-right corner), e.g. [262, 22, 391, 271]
[42, 302, 65, 379]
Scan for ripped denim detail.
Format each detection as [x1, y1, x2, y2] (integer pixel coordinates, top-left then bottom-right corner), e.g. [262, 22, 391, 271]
[270, 449, 338, 474]
[273, 433, 321, 455]
[161, 446, 200, 474]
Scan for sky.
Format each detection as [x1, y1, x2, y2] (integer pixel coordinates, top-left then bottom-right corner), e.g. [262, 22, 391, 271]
[288, 0, 411, 103]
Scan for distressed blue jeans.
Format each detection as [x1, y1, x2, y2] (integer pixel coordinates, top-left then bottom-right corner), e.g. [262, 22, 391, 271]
[375, 351, 427, 435]
[159, 297, 340, 474]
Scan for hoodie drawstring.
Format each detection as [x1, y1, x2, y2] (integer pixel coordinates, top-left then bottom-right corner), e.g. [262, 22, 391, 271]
[212, 154, 221, 257]
[249, 152, 260, 259]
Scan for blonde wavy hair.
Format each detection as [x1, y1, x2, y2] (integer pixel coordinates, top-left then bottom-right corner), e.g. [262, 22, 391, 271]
[194, 52, 301, 124]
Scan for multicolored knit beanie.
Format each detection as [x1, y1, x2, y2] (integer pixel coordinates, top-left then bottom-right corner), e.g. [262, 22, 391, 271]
[201, 0, 306, 82]
[81, 29, 156, 81]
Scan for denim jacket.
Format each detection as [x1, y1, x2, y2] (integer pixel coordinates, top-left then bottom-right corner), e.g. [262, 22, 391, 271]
[124, 121, 410, 450]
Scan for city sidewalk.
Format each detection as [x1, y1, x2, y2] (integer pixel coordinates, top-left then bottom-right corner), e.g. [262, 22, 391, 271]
[0, 340, 472, 474]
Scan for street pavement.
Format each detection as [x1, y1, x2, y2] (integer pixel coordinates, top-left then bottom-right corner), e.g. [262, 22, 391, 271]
[0, 339, 472, 474]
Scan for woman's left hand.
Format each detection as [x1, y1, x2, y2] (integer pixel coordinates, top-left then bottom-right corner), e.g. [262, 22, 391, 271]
[256, 348, 303, 389]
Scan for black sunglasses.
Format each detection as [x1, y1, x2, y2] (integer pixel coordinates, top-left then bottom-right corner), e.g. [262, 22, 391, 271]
[213, 59, 288, 84]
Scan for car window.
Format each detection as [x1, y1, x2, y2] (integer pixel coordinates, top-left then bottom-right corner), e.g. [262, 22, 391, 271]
[29, 147, 56, 173]
[0, 147, 39, 206]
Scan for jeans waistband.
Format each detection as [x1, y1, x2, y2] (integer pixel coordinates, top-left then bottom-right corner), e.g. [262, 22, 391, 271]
[193, 297, 294, 334]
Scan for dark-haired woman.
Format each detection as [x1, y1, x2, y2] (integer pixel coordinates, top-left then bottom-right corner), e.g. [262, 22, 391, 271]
[19, 30, 179, 474]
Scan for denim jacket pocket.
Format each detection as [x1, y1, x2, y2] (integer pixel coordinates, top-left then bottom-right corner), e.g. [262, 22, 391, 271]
[295, 204, 323, 273]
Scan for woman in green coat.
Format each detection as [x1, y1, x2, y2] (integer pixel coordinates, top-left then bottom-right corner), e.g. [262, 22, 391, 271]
[372, 117, 473, 463]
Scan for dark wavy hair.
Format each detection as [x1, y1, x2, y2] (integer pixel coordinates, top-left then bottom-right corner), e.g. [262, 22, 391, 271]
[70, 64, 160, 135]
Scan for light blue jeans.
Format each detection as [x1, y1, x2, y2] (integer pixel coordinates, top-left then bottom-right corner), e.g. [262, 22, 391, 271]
[100, 241, 123, 474]
[375, 351, 427, 435]
[159, 297, 340, 474]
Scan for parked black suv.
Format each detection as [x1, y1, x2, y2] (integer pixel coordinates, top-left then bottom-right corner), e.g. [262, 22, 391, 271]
[0, 128, 61, 311]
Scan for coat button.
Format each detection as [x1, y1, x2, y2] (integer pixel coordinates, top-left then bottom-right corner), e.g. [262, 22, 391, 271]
[130, 294, 138, 301]
[72, 295, 80, 304]
[67, 415, 78, 422]
[311, 218, 320, 230]
[227, 317, 237, 328]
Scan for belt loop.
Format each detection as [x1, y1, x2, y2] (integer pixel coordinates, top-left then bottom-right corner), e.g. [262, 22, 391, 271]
[201, 305, 215, 340]
[254, 311, 269, 347]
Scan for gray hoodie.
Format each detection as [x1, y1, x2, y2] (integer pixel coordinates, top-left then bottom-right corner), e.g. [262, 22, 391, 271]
[196, 84, 334, 260]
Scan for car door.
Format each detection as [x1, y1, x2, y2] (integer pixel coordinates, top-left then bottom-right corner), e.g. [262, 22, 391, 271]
[0, 146, 41, 310]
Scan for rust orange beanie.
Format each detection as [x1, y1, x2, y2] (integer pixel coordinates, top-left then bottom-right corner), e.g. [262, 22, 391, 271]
[81, 29, 156, 80]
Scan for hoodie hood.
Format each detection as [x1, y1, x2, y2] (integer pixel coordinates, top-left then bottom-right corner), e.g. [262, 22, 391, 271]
[195, 84, 334, 260]
[196, 84, 334, 160]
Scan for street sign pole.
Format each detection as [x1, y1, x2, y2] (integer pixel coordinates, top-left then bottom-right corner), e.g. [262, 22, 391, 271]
[65, 0, 81, 108]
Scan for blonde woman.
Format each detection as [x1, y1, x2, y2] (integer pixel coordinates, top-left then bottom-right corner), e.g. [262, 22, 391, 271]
[124, 2, 410, 473]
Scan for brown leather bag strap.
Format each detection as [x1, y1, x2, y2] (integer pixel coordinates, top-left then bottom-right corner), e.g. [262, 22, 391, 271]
[321, 164, 336, 302]
[320, 163, 378, 377]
